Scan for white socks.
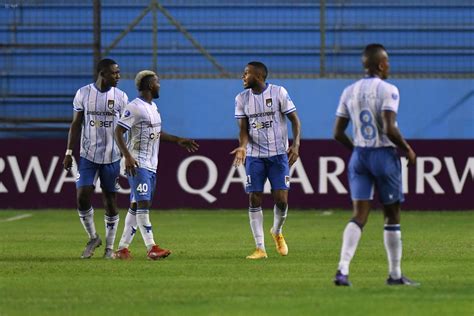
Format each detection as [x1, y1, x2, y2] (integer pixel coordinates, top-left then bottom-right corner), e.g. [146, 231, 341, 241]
[104, 214, 119, 250]
[272, 204, 288, 235]
[249, 207, 265, 251]
[78, 207, 97, 239]
[118, 208, 138, 250]
[384, 224, 402, 279]
[338, 221, 362, 275]
[136, 209, 155, 250]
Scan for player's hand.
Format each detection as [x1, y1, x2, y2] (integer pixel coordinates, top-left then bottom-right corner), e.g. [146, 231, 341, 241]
[63, 155, 73, 171]
[406, 147, 416, 165]
[287, 144, 300, 166]
[124, 155, 139, 176]
[178, 138, 199, 153]
[230, 146, 246, 167]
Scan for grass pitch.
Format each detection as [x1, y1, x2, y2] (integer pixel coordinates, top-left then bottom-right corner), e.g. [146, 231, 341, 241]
[0, 209, 472, 316]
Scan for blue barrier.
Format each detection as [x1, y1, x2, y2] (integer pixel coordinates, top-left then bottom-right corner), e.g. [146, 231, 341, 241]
[114, 78, 474, 139]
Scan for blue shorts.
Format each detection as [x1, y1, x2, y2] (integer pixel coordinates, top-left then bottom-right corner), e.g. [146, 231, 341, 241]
[245, 154, 290, 192]
[76, 158, 120, 192]
[128, 168, 156, 202]
[348, 147, 404, 205]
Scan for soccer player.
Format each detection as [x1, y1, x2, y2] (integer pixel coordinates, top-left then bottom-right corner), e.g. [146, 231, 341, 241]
[113, 70, 198, 260]
[333, 44, 419, 286]
[231, 61, 301, 259]
[63, 58, 128, 259]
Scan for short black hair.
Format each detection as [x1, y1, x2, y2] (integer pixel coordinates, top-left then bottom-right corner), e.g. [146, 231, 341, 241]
[138, 74, 155, 91]
[96, 58, 117, 75]
[362, 44, 387, 71]
[248, 61, 268, 80]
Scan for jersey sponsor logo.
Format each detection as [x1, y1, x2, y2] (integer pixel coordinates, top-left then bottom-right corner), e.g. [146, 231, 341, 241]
[107, 100, 115, 109]
[87, 110, 115, 116]
[265, 98, 273, 107]
[251, 120, 273, 129]
[149, 132, 160, 140]
[248, 111, 275, 119]
[89, 120, 113, 127]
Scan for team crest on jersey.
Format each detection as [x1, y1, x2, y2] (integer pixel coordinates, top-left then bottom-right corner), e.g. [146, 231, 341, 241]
[265, 98, 273, 107]
[107, 100, 115, 109]
[285, 176, 290, 187]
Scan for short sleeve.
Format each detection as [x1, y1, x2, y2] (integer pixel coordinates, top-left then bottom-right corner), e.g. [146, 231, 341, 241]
[279, 86, 296, 115]
[381, 84, 400, 113]
[119, 91, 129, 115]
[117, 103, 136, 130]
[336, 88, 349, 118]
[234, 94, 246, 119]
[73, 88, 84, 112]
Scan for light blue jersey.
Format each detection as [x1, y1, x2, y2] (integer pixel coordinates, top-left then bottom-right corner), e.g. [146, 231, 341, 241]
[117, 98, 161, 173]
[337, 76, 404, 203]
[73, 84, 128, 164]
[336, 77, 399, 148]
[235, 83, 296, 158]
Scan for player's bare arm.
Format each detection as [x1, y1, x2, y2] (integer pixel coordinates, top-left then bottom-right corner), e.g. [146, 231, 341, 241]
[286, 111, 301, 166]
[230, 118, 249, 167]
[114, 124, 138, 176]
[63, 111, 84, 171]
[333, 116, 354, 151]
[382, 110, 416, 165]
[160, 131, 199, 152]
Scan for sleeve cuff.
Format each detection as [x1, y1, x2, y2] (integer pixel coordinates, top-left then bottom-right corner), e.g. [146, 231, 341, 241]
[336, 112, 349, 118]
[283, 108, 296, 115]
[117, 121, 131, 130]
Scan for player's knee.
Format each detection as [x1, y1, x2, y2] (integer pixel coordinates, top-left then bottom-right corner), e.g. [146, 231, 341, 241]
[137, 200, 152, 210]
[275, 202, 287, 212]
[249, 193, 262, 208]
[77, 195, 91, 211]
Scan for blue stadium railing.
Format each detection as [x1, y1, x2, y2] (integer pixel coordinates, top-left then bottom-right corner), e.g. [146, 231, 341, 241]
[0, 1, 473, 132]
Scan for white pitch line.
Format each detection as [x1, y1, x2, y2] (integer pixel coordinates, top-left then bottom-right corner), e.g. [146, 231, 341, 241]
[0, 214, 33, 222]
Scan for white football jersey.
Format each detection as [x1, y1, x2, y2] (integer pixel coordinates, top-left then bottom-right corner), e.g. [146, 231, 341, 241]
[235, 83, 296, 158]
[117, 98, 161, 173]
[73, 84, 128, 164]
[336, 77, 400, 148]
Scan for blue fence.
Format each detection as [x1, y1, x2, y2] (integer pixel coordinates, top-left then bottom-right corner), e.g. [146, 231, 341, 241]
[1, 1, 473, 136]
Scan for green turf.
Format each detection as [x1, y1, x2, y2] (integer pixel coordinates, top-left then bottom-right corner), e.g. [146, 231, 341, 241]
[0, 210, 472, 316]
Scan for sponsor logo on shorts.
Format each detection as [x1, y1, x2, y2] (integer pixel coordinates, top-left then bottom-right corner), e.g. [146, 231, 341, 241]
[285, 176, 290, 187]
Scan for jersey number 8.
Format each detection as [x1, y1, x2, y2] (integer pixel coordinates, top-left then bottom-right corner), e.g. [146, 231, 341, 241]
[359, 110, 376, 140]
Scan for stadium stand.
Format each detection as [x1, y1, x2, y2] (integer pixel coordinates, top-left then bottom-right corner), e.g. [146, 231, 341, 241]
[0, 0, 473, 131]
